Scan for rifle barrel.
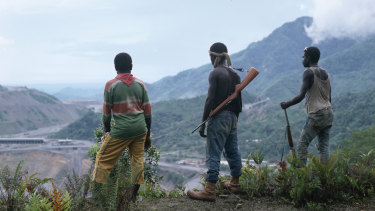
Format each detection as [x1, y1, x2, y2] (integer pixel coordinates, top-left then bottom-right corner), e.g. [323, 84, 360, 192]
[284, 109, 290, 126]
[191, 118, 210, 133]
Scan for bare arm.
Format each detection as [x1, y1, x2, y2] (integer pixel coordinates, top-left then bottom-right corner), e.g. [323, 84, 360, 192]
[200, 72, 217, 137]
[202, 72, 217, 122]
[280, 69, 314, 109]
[103, 86, 113, 132]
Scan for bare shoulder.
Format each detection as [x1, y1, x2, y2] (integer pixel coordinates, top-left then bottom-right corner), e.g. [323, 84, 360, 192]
[303, 68, 314, 77]
[209, 67, 223, 78]
[318, 67, 329, 79]
[320, 67, 329, 74]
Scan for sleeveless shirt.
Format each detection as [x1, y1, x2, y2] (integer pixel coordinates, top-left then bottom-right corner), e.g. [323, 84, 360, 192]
[305, 67, 331, 114]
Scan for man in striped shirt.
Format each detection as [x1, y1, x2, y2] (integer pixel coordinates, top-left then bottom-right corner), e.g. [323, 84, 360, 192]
[92, 52, 151, 203]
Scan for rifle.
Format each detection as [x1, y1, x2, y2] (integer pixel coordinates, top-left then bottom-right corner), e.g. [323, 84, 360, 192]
[192, 67, 259, 133]
[284, 109, 296, 158]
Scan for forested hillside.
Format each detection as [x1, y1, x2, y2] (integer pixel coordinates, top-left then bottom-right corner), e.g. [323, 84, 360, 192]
[52, 87, 375, 161]
[152, 87, 375, 161]
[48, 110, 101, 141]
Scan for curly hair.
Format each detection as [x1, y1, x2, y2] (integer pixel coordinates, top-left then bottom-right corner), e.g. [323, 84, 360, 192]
[114, 52, 132, 72]
[304, 46, 320, 63]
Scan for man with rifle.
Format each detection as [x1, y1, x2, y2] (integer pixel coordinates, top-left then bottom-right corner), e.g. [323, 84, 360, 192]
[187, 42, 243, 201]
[280, 46, 333, 165]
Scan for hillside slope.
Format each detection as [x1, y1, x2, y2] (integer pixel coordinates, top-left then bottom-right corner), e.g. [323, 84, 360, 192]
[0, 86, 86, 135]
[52, 87, 375, 161]
[150, 88, 375, 161]
[48, 110, 101, 141]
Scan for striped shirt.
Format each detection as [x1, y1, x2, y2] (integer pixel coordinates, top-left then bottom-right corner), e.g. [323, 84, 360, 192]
[103, 77, 151, 139]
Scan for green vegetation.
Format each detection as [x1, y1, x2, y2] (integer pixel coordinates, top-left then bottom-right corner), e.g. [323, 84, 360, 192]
[238, 148, 375, 209]
[151, 87, 375, 161]
[343, 126, 375, 158]
[330, 88, 375, 142]
[0, 125, 184, 211]
[86, 125, 184, 210]
[151, 91, 258, 155]
[161, 170, 186, 188]
[49, 110, 101, 141]
[235, 127, 375, 209]
[1, 123, 374, 210]
[0, 162, 53, 210]
[52, 87, 375, 162]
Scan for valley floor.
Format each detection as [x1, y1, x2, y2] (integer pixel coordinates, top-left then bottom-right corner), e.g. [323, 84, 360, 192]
[137, 194, 375, 211]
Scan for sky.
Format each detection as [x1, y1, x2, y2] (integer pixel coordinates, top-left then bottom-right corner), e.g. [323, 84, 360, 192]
[0, 0, 374, 87]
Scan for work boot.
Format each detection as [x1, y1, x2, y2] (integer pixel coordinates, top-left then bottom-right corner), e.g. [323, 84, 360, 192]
[221, 177, 241, 193]
[187, 181, 216, 202]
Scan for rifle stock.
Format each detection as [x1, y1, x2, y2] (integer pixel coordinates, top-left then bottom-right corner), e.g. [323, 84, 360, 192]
[284, 109, 296, 158]
[192, 67, 259, 133]
[209, 67, 259, 118]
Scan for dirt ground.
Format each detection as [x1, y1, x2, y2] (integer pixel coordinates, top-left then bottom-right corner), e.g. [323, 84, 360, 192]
[136, 193, 375, 211]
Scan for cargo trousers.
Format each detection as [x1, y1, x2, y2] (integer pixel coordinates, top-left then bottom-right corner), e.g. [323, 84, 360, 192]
[92, 133, 146, 184]
[297, 108, 334, 164]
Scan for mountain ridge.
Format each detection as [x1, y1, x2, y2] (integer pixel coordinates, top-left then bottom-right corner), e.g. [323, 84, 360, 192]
[0, 86, 87, 135]
[147, 16, 364, 102]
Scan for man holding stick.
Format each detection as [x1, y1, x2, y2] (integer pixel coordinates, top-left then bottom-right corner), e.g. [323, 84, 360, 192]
[188, 42, 243, 201]
[280, 46, 333, 165]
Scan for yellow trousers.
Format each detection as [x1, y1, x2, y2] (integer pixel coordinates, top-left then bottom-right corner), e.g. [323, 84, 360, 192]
[92, 134, 146, 184]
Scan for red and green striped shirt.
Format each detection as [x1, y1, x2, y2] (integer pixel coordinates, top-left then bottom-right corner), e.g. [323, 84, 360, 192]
[103, 76, 151, 139]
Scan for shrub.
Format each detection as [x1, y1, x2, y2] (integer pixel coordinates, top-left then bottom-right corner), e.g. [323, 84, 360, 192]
[273, 149, 375, 207]
[24, 192, 51, 211]
[240, 150, 274, 197]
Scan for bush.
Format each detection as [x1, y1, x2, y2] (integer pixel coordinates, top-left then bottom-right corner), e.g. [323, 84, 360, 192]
[240, 150, 275, 198]
[237, 149, 375, 207]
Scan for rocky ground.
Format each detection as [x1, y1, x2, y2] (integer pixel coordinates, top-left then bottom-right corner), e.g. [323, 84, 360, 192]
[137, 193, 375, 211]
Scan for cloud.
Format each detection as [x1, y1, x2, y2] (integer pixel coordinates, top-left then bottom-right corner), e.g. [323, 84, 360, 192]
[306, 0, 375, 43]
[50, 32, 149, 59]
[0, 0, 108, 14]
[0, 36, 13, 45]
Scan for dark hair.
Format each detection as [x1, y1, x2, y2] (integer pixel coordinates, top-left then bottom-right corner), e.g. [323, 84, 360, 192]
[210, 42, 228, 64]
[210, 42, 228, 54]
[304, 46, 320, 63]
[114, 53, 132, 72]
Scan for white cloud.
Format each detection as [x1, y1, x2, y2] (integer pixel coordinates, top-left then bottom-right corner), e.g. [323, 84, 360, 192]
[306, 0, 375, 43]
[50, 32, 149, 59]
[0, 0, 109, 14]
[0, 36, 13, 45]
